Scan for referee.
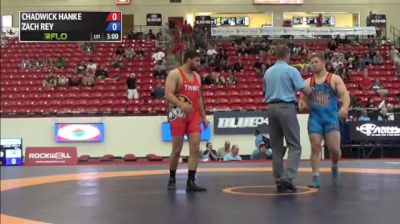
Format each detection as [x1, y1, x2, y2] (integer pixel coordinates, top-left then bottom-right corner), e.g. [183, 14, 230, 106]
[263, 45, 312, 193]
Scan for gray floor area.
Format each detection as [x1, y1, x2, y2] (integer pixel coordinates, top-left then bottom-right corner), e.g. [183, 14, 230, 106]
[2, 160, 400, 180]
[1, 160, 400, 224]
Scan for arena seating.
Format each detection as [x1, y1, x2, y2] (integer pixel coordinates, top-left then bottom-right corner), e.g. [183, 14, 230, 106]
[0, 38, 399, 117]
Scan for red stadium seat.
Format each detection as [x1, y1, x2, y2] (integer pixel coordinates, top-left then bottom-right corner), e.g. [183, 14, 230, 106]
[123, 154, 137, 162]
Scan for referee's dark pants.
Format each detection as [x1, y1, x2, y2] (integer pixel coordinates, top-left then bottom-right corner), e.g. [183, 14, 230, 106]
[268, 102, 302, 183]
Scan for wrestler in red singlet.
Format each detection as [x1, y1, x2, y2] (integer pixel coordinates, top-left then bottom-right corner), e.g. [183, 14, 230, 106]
[168, 67, 202, 137]
[165, 49, 207, 192]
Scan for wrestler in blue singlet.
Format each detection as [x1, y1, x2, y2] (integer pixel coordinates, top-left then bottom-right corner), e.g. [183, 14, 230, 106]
[308, 73, 340, 135]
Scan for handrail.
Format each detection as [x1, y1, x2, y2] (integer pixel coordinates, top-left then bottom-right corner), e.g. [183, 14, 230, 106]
[390, 25, 400, 47]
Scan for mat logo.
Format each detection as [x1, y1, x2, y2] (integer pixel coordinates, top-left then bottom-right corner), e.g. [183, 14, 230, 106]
[29, 152, 72, 160]
[218, 117, 269, 128]
[356, 123, 400, 137]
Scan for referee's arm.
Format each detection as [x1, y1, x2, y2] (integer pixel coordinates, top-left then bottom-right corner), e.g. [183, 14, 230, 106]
[292, 68, 312, 96]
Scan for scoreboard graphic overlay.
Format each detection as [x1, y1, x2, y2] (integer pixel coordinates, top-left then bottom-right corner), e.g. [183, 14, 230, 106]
[19, 11, 122, 42]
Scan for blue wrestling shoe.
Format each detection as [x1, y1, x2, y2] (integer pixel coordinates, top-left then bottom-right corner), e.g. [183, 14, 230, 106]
[308, 175, 320, 189]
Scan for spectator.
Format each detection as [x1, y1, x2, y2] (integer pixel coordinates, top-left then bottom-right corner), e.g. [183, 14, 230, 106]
[82, 73, 95, 86]
[253, 129, 264, 149]
[316, 13, 323, 27]
[86, 60, 97, 76]
[32, 57, 43, 69]
[136, 47, 145, 58]
[42, 73, 57, 88]
[226, 72, 237, 85]
[127, 73, 139, 100]
[324, 48, 333, 61]
[95, 65, 108, 79]
[378, 96, 392, 109]
[220, 59, 232, 72]
[202, 142, 219, 161]
[208, 72, 225, 85]
[366, 97, 376, 109]
[251, 142, 272, 160]
[217, 141, 231, 158]
[378, 108, 394, 121]
[328, 39, 338, 51]
[152, 50, 165, 63]
[366, 11, 374, 27]
[337, 63, 349, 80]
[343, 36, 351, 46]
[115, 45, 125, 56]
[298, 43, 309, 56]
[366, 11, 375, 38]
[380, 37, 390, 46]
[181, 20, 193, 42]
[287, 40, 295, 51]
[217, 48, 228, 61]
[125, 47, 136, 60]
[391, 47, 400, 76]
[54, 57, 66, 69]
[372, 78, 388, 95]
[359, 68, 373, 90]
[350, 55, 361, 71]
[349, 94, 360, 108]
[69, 74, 83, 86]
[351, 36, 361, 46]
[43, 56, 53, 69]
[147, 29, 156, 40]
[358, 110, 371, 121]
[372, 51, 384, 65]
[155, 35, 167, 49]
[57, 75, 69, 87]
[233, 58, 244, 72]
[81, 42, 95, 53]
[111, 55, 124, 69]
[334, 34, 342, 45]
[75, 62, 87, 74]
[206, 45, 218, 59]
[192, 27, 205, 49]
[223, 145, 242, 161]
[20, 58, 31, 69]
[254, 57, 264, 74]
[152, 83, 165, 99]
[153, 60, 167, 79]
[247, 42, 259, 55]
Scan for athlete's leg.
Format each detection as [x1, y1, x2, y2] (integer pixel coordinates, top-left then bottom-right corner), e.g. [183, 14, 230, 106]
[324, 131, 341, 167]
[186, 132, 206, 191]
[324, 130, 342, 185]
[309, 134, 324, 174]
[308, 134, 323, 188]
[168, 121, 185, 190]
[308, 116, 324, 188]
[187, 132, 201, 172]
[169, 135, 184, 171]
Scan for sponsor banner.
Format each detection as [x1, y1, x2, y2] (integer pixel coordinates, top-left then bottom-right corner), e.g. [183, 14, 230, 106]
[195, 16, 212, 27]
[55, 123, 104, 142]
[211, 27, 376, 36]
[214, 111, 268, 135]
[25, 147, 78, 165]
[349, 121, 400, 141]
[146, 13, 162, 26]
